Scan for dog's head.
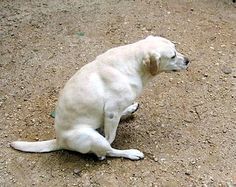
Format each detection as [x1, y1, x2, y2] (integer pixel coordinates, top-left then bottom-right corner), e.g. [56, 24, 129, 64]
[143, 36, 190, 75]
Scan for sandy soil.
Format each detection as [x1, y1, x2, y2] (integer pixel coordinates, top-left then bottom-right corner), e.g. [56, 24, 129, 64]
[0, 0, 236, 186]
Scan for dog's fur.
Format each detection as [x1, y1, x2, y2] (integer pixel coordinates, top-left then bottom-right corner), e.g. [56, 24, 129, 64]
[11, 36, 189, 160]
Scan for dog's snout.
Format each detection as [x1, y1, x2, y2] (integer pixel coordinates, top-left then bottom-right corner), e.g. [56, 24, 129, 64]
[184, 57, 190, 65]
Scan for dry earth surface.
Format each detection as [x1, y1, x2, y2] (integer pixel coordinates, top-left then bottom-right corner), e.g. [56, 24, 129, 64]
[0, 0, 236, 186]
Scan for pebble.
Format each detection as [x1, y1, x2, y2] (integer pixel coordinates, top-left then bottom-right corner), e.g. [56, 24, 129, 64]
[184, 119, 192, 123]
[154, 157, 158, 162]
[185, 170, 191, 176]
[73, 168, 81, 176]
[221, 66, 232, 74]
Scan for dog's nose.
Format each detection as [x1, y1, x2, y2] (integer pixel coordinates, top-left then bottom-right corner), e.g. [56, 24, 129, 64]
[184, 57, 190, 65]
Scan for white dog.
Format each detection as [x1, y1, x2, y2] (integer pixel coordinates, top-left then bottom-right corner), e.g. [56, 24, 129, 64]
[11, 36, 189, 160]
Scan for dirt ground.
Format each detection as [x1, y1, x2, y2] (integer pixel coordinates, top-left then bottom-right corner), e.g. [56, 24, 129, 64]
[0, 0, 236, 186]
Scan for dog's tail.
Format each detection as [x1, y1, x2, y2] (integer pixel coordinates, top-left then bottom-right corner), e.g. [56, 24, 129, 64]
[10, 139, 61, 153]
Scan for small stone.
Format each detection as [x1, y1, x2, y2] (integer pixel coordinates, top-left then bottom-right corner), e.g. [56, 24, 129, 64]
[160, 158, 166, 162]
[209, 176, 214, 182]
[73, 168, 81, 176]
[185, 170, 191, 176]
[190, 8, 194, 11]
[221, 66, 232, 74]
[184, 119, 192, 123]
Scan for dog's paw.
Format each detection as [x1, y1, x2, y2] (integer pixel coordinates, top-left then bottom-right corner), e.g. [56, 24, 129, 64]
[130, 102, 139, 114]
[121, 102, 140, 121]
[124, 149, 144, 160]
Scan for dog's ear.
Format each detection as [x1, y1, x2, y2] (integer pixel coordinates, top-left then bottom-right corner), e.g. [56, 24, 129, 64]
[143, 53, 160, 76]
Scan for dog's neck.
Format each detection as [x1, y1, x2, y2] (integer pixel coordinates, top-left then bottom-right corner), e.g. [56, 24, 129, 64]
[111, 50, 157, 96]
[96, 42, 159, 96]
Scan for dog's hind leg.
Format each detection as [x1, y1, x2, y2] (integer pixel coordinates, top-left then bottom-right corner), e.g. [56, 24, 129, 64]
[121, 102, 139, 120]
[64, 127, 144, 160]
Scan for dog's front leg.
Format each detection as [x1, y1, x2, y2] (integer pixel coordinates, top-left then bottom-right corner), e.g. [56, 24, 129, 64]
[104, 111, 121, 144]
